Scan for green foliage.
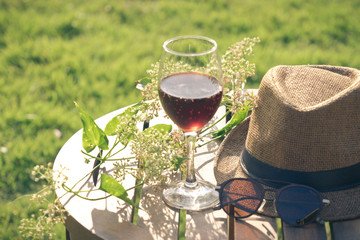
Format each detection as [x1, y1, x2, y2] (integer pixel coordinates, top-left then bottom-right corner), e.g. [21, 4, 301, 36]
[99, 174, 135, 206]
[143, 124, 172, 135]
[1, 0, 360, 239]
[75, 102, 109, 152]
[211, 105, 250, 141]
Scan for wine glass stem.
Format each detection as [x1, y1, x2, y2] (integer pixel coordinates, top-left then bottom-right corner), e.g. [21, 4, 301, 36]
[184, 131, 198, 188]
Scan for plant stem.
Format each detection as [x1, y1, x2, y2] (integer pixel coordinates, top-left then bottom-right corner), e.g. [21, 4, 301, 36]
[108, 144, 128, 159]
[105, 156, 136, 162]
[105, 137, 123, 159]
[178, 155, 187, 240]
[57, 156, 103, 201]
[9, 186, 52, 204]
[62, 184, 111, 201]
[131, 120, 149, 225]
[178, 209, 187, 240]
[81, 150, 104, 161]
[131, 154, 144, 225]
[196, 135, 224, 148]
[198, 110, 229, 136]
[131, 178, 143, 225]
[61, 181, 144, 202]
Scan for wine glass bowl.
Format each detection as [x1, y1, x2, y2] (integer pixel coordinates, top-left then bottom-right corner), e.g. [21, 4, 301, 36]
[158, 35, 223, 211]
[158, 72, 223, 132]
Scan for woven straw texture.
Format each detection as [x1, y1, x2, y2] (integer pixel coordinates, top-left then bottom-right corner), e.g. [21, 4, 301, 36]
[214, 65, 360, 221]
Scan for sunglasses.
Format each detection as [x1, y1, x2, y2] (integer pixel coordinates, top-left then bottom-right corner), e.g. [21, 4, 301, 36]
[214, 178, 330, 226]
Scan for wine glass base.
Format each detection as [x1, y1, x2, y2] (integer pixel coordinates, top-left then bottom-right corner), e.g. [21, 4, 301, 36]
[162, 180, 219, 211]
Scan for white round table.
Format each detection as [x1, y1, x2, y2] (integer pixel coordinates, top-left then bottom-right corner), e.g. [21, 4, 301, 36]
[53, 104, 229, 240]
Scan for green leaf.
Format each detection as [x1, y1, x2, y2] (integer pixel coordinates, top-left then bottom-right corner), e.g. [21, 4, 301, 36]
[99, 174, 135, 206]
[212, 106, 249, 140]
[143, 124, 172, 135]
[104, 116, 121, 136]
[172, 157, 187, 171]
[75, 102, 109, 152]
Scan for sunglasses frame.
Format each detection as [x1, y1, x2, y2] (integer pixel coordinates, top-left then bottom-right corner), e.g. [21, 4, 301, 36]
[214, 177, 330, 226]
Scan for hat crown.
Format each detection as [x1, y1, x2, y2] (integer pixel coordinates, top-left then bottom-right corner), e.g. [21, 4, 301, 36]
[274, 65, 358, 109]
[246, 65, 360, 172]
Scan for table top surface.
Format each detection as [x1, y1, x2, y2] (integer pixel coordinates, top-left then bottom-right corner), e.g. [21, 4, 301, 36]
[54, 89, 360, 240]
[53, 103, 236, 240]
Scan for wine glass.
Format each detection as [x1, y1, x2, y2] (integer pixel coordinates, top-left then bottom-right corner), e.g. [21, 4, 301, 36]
[158, 35, 223, 210]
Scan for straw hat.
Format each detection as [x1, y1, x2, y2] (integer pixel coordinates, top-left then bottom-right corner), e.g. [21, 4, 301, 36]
[214, 65, 360, 221]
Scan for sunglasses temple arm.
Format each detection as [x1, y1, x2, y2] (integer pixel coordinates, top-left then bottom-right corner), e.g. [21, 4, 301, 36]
[296, 208, 320, 225]
[288, 199, 330, 225]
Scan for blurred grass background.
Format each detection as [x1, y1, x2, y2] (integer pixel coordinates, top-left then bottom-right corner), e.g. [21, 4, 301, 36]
[1, 0, 360, 238]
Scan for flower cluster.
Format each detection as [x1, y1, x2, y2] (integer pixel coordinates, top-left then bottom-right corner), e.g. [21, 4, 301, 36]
[135, 63, 162, 121]
[129, 127, 186, 185]
[113, 107, 141, 145]
[222, 37, 260, 84]
[19, 200, 66, 240]
[140, 62, 160, 101]
[221, 37, 260, 113]
[19, 163, 68, 239]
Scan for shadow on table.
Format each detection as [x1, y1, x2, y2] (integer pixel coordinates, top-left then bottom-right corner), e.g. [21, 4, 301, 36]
[139, 186, 179, 239]
[140, 185, 227, 239]
[90, 203, 153, 239]
[233, 215, 278, 240]
[86, 135, 226, 239]
[187, 210, 228, 239]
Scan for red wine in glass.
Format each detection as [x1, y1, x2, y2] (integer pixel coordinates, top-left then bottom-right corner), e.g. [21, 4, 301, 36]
[159, 72, 223, 132]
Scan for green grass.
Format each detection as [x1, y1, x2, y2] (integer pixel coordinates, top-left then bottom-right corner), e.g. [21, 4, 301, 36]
[1, 0, 360, 238]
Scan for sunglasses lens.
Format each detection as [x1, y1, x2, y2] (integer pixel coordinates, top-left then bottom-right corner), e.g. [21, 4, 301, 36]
[276, 186, 321, 225]
[221, 179, 263, 218]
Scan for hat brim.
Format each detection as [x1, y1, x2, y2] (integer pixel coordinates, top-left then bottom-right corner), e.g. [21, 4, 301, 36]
[214, 116, 360, 221]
